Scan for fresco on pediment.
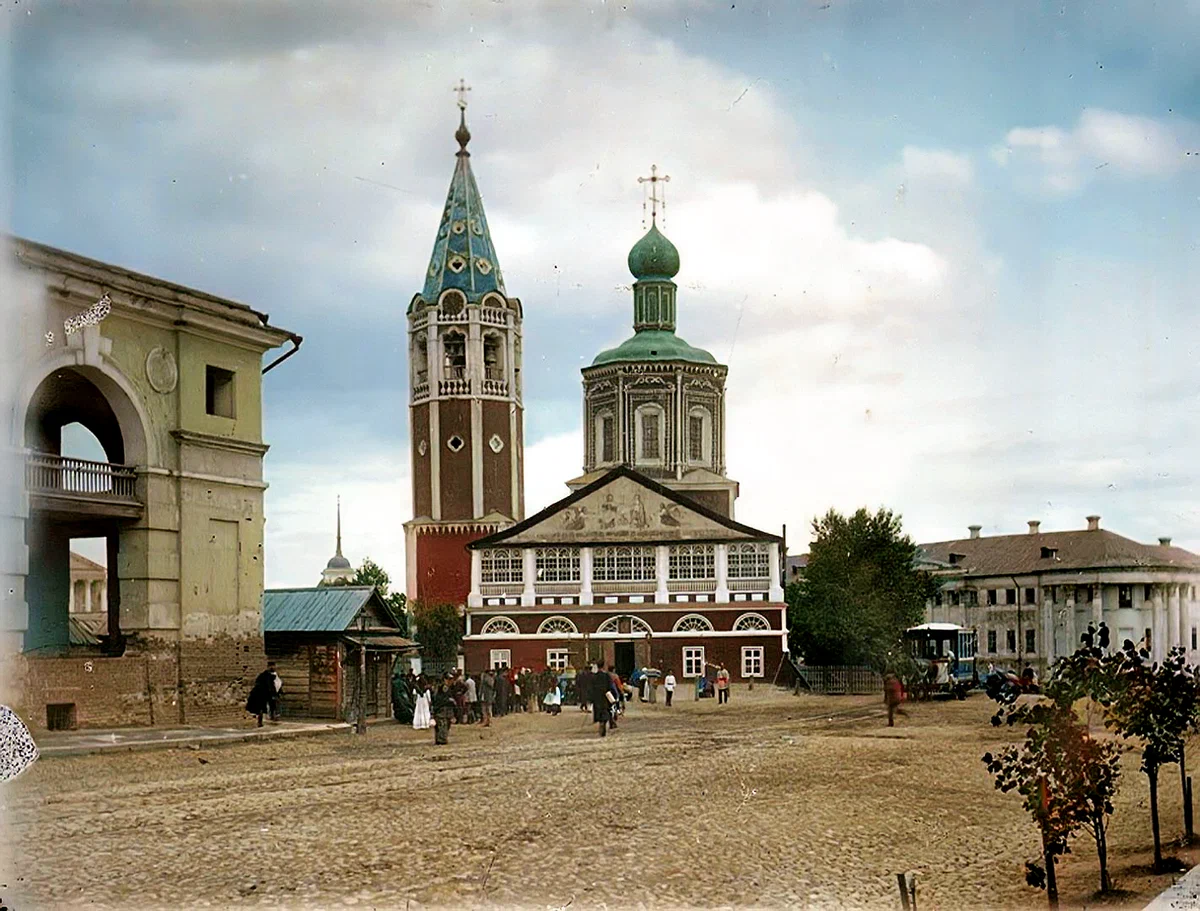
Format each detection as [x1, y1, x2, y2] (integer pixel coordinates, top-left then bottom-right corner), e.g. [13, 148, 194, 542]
[501, 475, 751, 544]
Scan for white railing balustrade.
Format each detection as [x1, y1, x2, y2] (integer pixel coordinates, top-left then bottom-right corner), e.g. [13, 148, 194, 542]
[26, 452, 137, 500]
[533, 582, 582, 596]
[481, 378, 508, 396]
[481, 308, 507, 326]
[480, 582, 524, 597]
[667, 579, 718, 594]
[728, 578, 770, 592]
[592, 580, 656, 595]
[438, 377, 471, 396]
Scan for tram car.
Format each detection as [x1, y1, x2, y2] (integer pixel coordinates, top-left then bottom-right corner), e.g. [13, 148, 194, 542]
[903, 622, 979, 699]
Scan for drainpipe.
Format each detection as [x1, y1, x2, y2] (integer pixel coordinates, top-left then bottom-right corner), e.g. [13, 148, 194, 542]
[262, 333, 303, 375]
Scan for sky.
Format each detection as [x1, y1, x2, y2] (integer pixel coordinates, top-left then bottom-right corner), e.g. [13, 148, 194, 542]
[7, 0, 1200, 585]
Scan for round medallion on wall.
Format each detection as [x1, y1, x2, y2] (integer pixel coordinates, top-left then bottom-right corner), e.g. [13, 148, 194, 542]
[488, 433, 505, 453]
[446, 435, 465, 453]
[418, 440, 428, 457]
[145, 347, 179, 394]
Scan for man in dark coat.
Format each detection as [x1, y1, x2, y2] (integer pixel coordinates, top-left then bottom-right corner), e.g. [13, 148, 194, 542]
[576, 666, 593, 713]
[496, 664, 511, 716]
[431, 679, 455, 745]
[391, 667, 415, 724]
[479, 668, 496, 727]
[1097, 621, 1110, 650]
[588, 664, 614, 737]
[246, 662, 281, 727]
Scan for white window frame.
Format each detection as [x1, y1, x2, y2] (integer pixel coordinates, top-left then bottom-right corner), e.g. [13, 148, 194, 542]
[481, 549, 523, 584]
[536, 615, 579, 635]
[480, 616, 519, 635]
[741, 646, 764, 678]
[546, 649, 570, 671]
[733, 612, 771, 631]
[535, 547, 581, 583]
[593, 545, 656, 583]
[727, 542, 770, 579]
[682, 646, 705, 677]
[668, 544, 716, 581]
[488, 648, 512, 669]
[687, 405, 711, 466]
[634, 403, 666, 466]
[673, 613, 715, 633]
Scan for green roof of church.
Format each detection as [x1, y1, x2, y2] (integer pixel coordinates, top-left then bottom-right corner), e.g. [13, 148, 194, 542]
[592, 329, 717, 366]
[627, 221, 680, 281]
[591, 219, 718, 367]
[416, 110, 506, 308]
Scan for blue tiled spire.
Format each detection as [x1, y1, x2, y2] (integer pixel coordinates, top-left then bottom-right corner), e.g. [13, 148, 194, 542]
[420, 108, 506, 302]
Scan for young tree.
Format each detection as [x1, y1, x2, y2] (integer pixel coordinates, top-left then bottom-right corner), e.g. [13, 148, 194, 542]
[1099, 645, 1198, 871]
[788, 508, 937, 668]
[985, 660, 1122, 901]
[331, 557, 409, 635]
[411, 601, 463, 670]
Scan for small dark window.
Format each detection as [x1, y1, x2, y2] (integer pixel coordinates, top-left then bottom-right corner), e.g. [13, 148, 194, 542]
[205, 366, 235, 418]
[1024, 587, 1036, 605]
[601, 415, 615, 463]
[442, 333, 466, 379]
[949, 552, 966, 566]
[1193, 627, 1197, 651]
[1119, 585, 1133, 609]
[688, 414, 704, 462]
[47, 703, 76, 731]
[987, 630, 997, 653]
[1025, 629, 1036, 653]
[1040, 546, 1058, 559]
[1005, 589, 1017, 605]
[1144, 584, 1153, 602]
[1145, 628, 1153, 651]
[987, 589, 997, 606]
[1006, 629, 1016, 652]
[1046, 586, 1057, 604]
[950, 591, 960, 606]
[934, 592, 943, 606]
[641, 411, 661, 460]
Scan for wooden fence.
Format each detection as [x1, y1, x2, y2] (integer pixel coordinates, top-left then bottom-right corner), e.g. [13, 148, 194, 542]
[794, 665, 882, 695]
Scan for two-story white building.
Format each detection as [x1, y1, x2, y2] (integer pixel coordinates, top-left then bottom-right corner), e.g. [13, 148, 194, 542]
[922, 516, 1200, 674]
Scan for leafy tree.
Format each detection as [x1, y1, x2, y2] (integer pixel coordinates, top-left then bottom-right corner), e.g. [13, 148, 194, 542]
[330, 557, 409, 635]
[1097, 645, 1199, 872]
[985, 658, 1122, 899]
[787, 508, 937, 668]
[411, 600, 463, 668]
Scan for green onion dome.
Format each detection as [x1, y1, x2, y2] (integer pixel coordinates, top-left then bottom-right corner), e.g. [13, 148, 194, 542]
[627, 221, 680, 281]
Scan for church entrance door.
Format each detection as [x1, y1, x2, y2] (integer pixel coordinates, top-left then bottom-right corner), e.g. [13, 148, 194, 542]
[614, 641, 635, 679]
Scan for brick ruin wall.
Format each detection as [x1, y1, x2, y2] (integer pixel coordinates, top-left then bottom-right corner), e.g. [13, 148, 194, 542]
[11, 633, 266, 732]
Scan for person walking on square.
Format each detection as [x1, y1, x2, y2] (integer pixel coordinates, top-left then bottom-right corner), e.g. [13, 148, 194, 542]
[606, 666, 623, 729]
[496, 664, 511, 716]
[246, 661, 281, 727]
[588, 664, 614, 737]
[412, 677, 432, 731]
[884, 672, 906, 727]
[479, 668, 495, 727]
[664, 670, 676, 707]
[431, 678, 455, 745]
[576, 665, 593, 713]
[465, 673, 479, 724]
[1097, 621, 1110, 651]
[716, 664, 730, 705]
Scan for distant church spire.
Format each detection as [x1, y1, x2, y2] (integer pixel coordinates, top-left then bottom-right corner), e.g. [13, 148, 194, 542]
[321, 495, 353, 584]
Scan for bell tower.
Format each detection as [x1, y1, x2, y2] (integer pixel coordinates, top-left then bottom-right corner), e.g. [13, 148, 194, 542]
[404, 83, 525, 606]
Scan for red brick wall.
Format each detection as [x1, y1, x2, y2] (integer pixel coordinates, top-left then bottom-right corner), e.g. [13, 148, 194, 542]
[415, 530, 478, 605]
[482, 399, 512, 518]
[468, 605, 786, 635]
[10, 633, 264, 732]
[412, 402, 431, 518]
[438, 400, 473, 519]
[462, 634, 783, 682]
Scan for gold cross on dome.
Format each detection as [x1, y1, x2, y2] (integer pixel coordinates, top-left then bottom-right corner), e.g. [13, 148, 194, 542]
[637, 164, 670, 223]
[454, 78, 471, 110]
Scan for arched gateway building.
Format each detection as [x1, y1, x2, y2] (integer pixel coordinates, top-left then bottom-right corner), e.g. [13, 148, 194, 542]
[430, 150, 787, 682]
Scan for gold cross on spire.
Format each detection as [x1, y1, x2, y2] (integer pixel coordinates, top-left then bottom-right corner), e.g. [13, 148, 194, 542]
[637, 164, 670, 226]
[454, 78, 471, 110]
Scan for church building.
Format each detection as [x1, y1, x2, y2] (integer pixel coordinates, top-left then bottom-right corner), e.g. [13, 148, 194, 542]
[403, 88, 525, 614]
[453, 165, 787, 683]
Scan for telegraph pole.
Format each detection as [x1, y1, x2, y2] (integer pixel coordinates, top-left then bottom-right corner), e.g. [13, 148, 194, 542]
[357, 611, 368, 735]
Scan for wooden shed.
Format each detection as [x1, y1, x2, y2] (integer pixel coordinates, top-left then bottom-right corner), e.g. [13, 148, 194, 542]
[262, 586, 417, 721]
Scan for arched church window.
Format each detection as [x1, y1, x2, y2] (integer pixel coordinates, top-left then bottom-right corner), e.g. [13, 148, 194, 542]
[442, 331, 466, 380]
[672, 613, 714, 633]
[688, 406, 711, 465]
[483, 333, 504, 381]
[646, 288, 660, 323]
[635, 404, 664, 465]
[481, 616, 519, 635]
[733, 612, 771, 631]
[594, 410, 616, 465]
[413, 336, 428, 385]
[537, 616, 578, 635]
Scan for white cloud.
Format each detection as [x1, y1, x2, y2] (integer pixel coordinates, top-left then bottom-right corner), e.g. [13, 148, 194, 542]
[995, 107, 1198, 193]
[901, 146, 974, 186]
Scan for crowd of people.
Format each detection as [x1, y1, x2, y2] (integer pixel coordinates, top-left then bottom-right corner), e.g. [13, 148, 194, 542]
[390, 661, 693, 743]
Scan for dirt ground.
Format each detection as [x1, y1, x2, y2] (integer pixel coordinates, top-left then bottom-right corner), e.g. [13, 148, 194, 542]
[2, 687, 1197, 910]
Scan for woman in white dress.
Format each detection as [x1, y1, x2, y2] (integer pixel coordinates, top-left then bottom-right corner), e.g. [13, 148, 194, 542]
[412, 679, 432, 730]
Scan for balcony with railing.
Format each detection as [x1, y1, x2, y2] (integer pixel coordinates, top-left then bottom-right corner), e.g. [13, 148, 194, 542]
[25, 452, 142, 518]
[438, 366, 471, 396]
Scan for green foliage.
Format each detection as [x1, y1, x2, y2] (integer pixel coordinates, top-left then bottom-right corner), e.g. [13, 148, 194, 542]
[334, 557, 409, 635]
[786, 507, 936, 668]
[985, 669, 1122, 894]
[411, 600, 463, 665]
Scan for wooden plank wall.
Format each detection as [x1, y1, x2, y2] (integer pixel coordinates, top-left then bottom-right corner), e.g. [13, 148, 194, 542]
[310, 643, 341, 719]
[266, 639, 312, 718]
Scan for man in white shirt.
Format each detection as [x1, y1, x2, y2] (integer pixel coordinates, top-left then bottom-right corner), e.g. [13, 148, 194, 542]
[464, 674, 478, 724]
[664, 671, 676, 707]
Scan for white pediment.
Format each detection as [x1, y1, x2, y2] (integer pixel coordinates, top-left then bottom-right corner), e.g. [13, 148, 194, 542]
[499, 474, 754, 545]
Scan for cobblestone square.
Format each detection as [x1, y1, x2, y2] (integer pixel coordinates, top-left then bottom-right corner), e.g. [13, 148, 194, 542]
[2, 689, 1195, 909]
